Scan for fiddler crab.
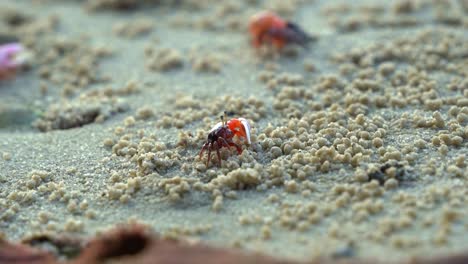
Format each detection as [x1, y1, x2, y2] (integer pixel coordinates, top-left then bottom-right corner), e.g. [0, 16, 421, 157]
[248, 11, 315, 49]
[0, 42, 26, 80]
[199, 114, 251, 167]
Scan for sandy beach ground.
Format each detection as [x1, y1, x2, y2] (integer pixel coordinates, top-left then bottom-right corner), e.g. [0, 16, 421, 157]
[0, 0, 467, 261]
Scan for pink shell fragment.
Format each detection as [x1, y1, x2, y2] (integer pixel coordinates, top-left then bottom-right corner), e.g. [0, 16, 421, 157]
[0, 43, 24, 70]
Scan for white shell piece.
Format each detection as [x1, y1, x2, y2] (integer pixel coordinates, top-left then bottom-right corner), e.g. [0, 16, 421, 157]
[12, 50, 32, 66]
[209, 122, 223, 133]
[238, 118, 251, 144]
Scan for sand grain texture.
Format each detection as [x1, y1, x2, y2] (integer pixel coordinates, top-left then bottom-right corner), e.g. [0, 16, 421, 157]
[0, 0, 467, 262]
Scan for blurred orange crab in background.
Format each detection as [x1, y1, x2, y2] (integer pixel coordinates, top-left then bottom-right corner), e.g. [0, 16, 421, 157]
[248, 11, 315, 49]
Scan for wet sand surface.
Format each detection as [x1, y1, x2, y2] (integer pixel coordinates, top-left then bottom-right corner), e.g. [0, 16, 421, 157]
[0, 0, 467, 261]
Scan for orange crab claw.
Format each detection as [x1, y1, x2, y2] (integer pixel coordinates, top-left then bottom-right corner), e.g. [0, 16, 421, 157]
[227, 118, 251, 145]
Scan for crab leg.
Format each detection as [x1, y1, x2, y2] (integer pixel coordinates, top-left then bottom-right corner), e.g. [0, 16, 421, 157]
[219, 137, 231, 148]
[229, 142, 243, 154]
[206, 144, 212, 166]
[215, 142, 222, 165]
[199, 143, 209, 158]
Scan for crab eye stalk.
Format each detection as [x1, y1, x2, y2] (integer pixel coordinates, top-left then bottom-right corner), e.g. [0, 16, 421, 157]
[220, 115, 226, 126]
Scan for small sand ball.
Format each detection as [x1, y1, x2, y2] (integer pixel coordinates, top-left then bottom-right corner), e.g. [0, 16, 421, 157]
[372, 138, 383, 148]
[108, 188, 123, 200]
[2, 209, 16, 221]
[425, 99, 443, 110]
[38, 211, 50, 224]
[457, 98, 468, 107]
[261, 225, 272, 240]
[438, 145, 448, 155]
[2, 152, 12, 161]
[212, 195, 223, 212]
[284, 180, 298, 193]
[136, 106, 155, 120]
[270, 146, 282, 158]
[112, 19, 154, 38]
[114, 127, 125, 135]
[85, 210, 96, 219]
[283, 144, 293, 155]
[124, 116, 136, 127]
[378, 62, 395, 76]
[384, 178, 398, 190]
[110, 173, 122, 183]
[120, 194, 130, 204]
[455, 155, 465, 168]
[79, 200, 89, 210]
[267, 194, 280, 203]
[414, 139, 426, 149]
[354, 169, 368, 182]
[46, 223, 57, 231]
[195, 163, 207, 172]
[64, 218, 84, 232]
[103, 138, 115, 147]
[225, 190, 237, 199]
[191, 55, 222, 73]
[148, 48, 184, 72]
[67, 200, 78, 213]
[447, 165, 463, 177]
[451, 136, 463, 147]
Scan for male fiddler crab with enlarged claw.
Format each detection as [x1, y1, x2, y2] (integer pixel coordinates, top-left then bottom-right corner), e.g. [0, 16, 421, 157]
[199, 113, 251, 167]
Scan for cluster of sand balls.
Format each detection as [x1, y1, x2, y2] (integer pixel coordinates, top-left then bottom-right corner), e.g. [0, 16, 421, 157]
[258, 67, 305, 90]
[112, 19, 154, 38]
[166, 0, 301, 32]
[102, 89, 403, 216]
[27, 35, 112, 98]
[84, 0, 218, 12]
[219, 26, 466, 248]
[153, 94, 267, 129]
[333, 30, 467, 76]
[145, 47, 184, 72]
[12, 0, 459, 250]
[0, 6, 113, 98]
[238, 178, 466, 247]
[188, 49, 225, 74]
[34, 88, 129, 132]
[98, 91, 272, 211]
[1, 0, 467, 256]
[2, 170, 52, 216]
[168, 2, 248, 32]
[161, 222, 212, 240]
[157, 176, 193, 202]
[84, 0, 141, 11]
[255, 31, 466, 175]
[144, 46, 229, 74]
[0, 7, 58, 38]
[102, 42, 466, 244]
[1, 168, 96, 234]
[106, 172, 143, 204]
[323, 1, 467, 32]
